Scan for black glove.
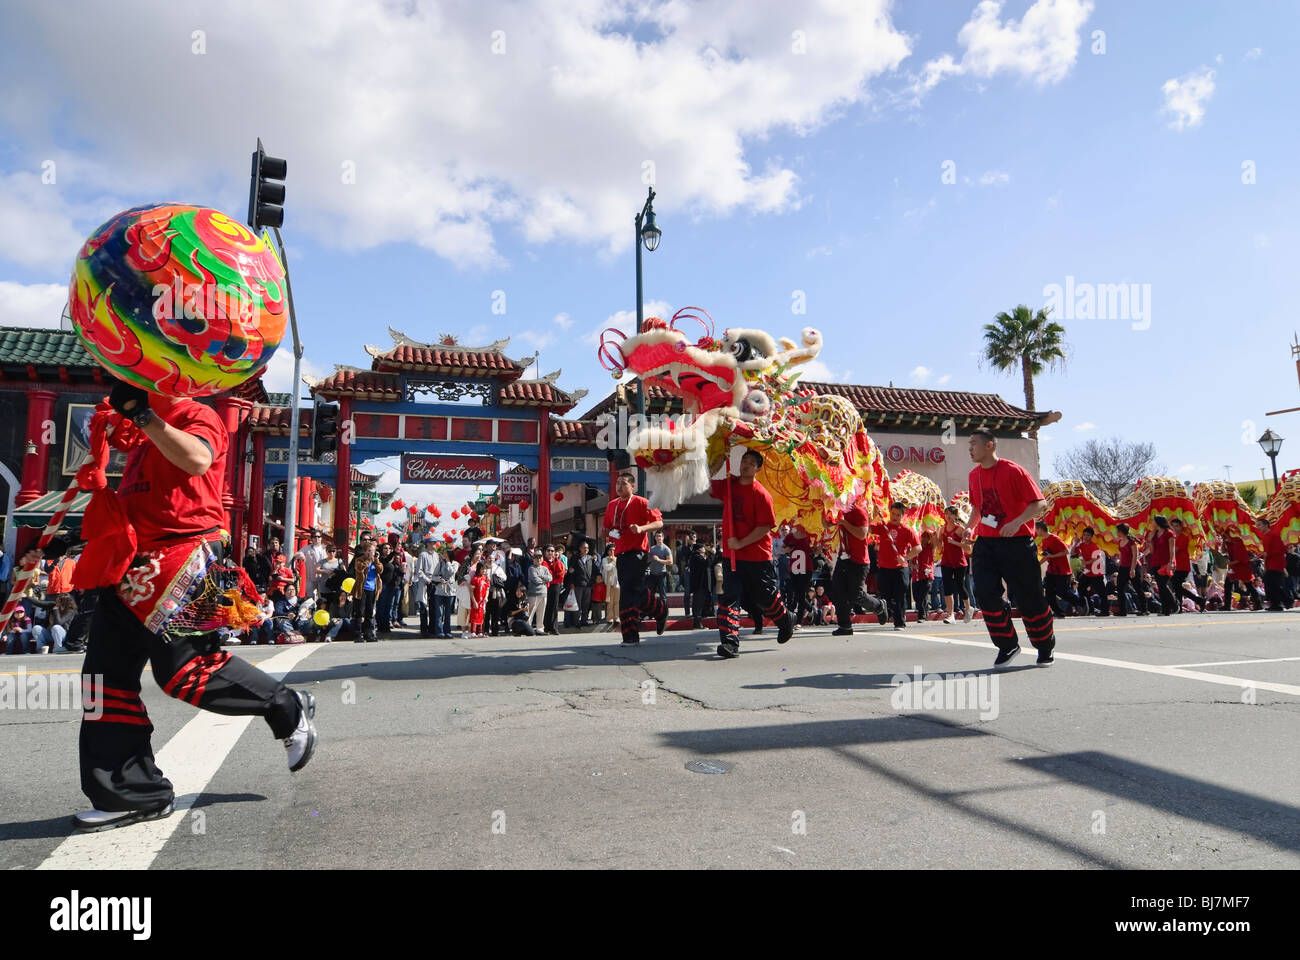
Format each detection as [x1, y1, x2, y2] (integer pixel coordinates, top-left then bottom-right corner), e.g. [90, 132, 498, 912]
[108, 380, 152, 425]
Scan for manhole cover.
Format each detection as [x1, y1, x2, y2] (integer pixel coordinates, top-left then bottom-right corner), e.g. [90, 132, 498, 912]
[685, 759, 733, 775]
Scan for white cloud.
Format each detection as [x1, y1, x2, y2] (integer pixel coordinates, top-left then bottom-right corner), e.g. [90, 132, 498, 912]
[518, 330, 557, 350]
[1253, 234, 1270, 249]
[909, 365, 931, 383]
[910, 0, 1094, 98]
[936, 374, 951, 385]
[1073, 421, 1096, 432]
[261, 348, 328, 406]
[979, 170, 1010, 186]
[1175, 463, 1206, 476]
[1161, 67, 1216, 131]
[553, 313, 574, 331]
[0, 281, 68, 328]
[0, 172, 103, 273]
[799, 359, 852, 383]
[2, 1, 913, 269]
[805, 245, 833, 259]
[584, 299, 673, 346]
[1245, 47, 1263, 60]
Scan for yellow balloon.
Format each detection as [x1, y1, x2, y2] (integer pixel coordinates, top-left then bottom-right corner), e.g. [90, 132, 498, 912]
[313, 609, 330, 627]
[341, 577, 356, 593]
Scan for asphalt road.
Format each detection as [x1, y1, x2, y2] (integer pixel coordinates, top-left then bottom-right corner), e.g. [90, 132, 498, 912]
[3, 611, 1299, 869]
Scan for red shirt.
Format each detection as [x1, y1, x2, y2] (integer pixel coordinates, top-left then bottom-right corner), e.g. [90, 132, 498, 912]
[1147, 529, 1172, 568]
[546, 558, 566, 582]
[1075, 540, 1106, 577]
[784, 533, 812, 575]
[711, 478, 777, 562]
[1118, 539, 1139, 568]
[940, 525, 968, 568]
[912, 552, 934, 581]
[838, 504, 870, 564]
[871, 521, 918, 569]
[1263, 530, 1286, 572]
[1040, 535, 1071, 576]
[603, 495, 662, 554]
[1225, 537, 1253, 580]
[968, 459, 1042, 538]
[119, 400, 227, 547]
[1170, 532, 1191, 571]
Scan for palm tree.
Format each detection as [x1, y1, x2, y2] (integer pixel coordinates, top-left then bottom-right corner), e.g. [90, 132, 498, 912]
[982, 304, 1067, 438]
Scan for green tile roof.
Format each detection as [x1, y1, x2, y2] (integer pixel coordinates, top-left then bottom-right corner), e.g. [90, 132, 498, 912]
[0, 327, 97, 367]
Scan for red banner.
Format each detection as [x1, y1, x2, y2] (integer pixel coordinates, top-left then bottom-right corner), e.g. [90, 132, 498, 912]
[401, 454, 500, 485]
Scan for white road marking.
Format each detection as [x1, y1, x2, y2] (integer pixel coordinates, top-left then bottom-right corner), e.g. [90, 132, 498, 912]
[1169, 657, 1300, 668]
[37, 643, 320, 870]
[902, 632, 1300, 698]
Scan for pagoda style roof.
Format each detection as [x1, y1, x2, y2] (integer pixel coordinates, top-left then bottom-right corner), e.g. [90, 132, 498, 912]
[361, 329, 534, 381]
[578, 381, 1060, 434]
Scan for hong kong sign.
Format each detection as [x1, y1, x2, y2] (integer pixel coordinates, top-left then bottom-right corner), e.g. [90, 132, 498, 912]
[500, 471, 532, 505]
[881, 444, 947, 465]
[401, 454, 500, 484]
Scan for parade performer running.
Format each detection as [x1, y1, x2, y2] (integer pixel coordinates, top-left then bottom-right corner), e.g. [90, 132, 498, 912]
[966, 427, 1056, 668]
[27, 383, 317, 832]
[603, 472, 668, 645]
[709, 449, 793, 658]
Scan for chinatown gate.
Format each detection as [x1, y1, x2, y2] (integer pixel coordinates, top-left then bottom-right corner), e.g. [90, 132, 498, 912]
[244, 332, 609, 554]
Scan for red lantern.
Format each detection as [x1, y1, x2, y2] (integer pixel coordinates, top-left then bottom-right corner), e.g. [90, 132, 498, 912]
[520, 502, 530, 512]
[553, 491, 563, 502]
[392, 499, 405, 510]
[431, 507, 441, 518]
[451, 510, 460, 519]
[487, 504, 500, 515]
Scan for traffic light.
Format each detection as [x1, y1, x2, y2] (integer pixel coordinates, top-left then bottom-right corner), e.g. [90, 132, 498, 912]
[312, 399, 339, 460]
[247, 138, 287, 230]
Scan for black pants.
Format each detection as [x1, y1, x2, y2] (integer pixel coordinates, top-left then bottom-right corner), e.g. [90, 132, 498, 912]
[510, 616, 536, 636]
[911, 578, 931, 621]
[351, 589, 377, 638]
[717, 558, 789, 650]
[681, 568, 692, 617]
[692, 583, 715, 624]
[1264, 569, 1292, 610]
[786, 572, 811, 623]
[876, 567, 908, 627]
[1079, 575, 1111, 616]
[1224, 577, 1260, 610]
[1152, 571, 1177, 615]
[1170, 570, 1203, 610]
[616, 551, 666, 642]
[573, 586, 593, 625]
[80, 588, 300, 812]
[543, 584, 562, 633]
[830, 559, 867, 630]
[1042, 573, 1081, 616]
[971, 537, 1055, 652]
[1115, 568, 1146, 615]
[940, 564, 969, 615]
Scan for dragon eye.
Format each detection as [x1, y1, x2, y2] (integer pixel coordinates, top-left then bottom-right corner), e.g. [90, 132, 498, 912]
[729, 338, 753, 362]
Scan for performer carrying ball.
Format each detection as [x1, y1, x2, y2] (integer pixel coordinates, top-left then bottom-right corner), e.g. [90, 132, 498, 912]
[603, 471, 668, 645]
[24, 381, 317, 833]
[966, 427, 1056, 669]
[708, 448, 794, 659]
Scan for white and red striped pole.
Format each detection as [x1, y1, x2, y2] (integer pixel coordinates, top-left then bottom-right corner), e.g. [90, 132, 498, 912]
[0, 480, 84, 634]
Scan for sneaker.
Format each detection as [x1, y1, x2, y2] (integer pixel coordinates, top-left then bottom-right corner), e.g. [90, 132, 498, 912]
[942, 616, 954, 624]
[1035, 644, 1055, 667]
[751, 626, 764, 636]
[621, 637, 640, 646]
[777, 615, 794, 644]
[655, 606, 669, 636]
[285, 690, 317, 773]
[716, 643, 740, 659]
[993, 645, 1021, 670]
[831, 627, 854, 636]
[74, 801, 174, 833]
[893, 624, 905, 631]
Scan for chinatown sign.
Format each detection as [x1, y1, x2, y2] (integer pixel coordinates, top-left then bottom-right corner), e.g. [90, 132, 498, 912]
[500, 470, 532, 505]
[401, 454, 500, 484]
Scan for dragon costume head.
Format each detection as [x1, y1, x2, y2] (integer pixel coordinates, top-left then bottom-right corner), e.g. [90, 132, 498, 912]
[600, 309, 888, 539]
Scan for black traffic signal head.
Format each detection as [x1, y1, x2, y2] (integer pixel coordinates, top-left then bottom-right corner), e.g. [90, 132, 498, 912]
[248, 138, 287, 230]
[312, 399, 340, 460]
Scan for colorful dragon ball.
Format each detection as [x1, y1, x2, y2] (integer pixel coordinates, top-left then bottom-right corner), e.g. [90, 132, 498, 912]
[69, 203, 287, 397]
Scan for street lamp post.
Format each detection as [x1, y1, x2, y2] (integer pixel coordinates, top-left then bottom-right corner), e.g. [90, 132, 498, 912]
[633, 186, 661, 498]
[1258, 428, 1284, 492]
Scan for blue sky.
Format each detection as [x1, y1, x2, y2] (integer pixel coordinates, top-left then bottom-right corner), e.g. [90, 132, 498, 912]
[2, 0, 1297, 516]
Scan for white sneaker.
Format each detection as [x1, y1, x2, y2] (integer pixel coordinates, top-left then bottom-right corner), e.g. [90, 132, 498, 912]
[943, 617, 954, 624]
[74, 801, 173, 832]
[284, 690, 317, 772]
